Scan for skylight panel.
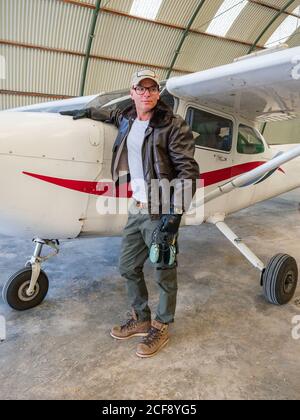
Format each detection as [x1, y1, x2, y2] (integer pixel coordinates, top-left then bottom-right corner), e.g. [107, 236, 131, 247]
[265, 6, 300, 48]
[206, 0, 248, 37]
[130, 0, 163, 20]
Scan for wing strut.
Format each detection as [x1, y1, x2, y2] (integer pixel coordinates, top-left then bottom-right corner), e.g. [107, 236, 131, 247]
[208, 217, 265, 272]
[194, 144, 300, 207]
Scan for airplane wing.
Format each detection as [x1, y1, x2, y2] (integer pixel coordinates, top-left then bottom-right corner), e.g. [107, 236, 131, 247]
[166, 45, 300, 123]
[5, 88, 133, 114]
[5, 94, 99, 113]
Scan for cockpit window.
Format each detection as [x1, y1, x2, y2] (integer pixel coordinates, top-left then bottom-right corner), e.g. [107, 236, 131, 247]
[237, 125, 265, 154]
[86, 88, 131, 111]
[160, 88, 176, 111]
[186, 107, 233, 152]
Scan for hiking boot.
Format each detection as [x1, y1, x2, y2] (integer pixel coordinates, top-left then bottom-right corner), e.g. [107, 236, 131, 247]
[110, 309, 151, 340]
[136, 319, 169, 358]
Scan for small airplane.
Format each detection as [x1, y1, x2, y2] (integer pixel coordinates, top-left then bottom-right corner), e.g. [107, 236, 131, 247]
[1, 44, 300, 311]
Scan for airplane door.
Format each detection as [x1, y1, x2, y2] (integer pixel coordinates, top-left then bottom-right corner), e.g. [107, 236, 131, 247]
[185, 106, 234, 216]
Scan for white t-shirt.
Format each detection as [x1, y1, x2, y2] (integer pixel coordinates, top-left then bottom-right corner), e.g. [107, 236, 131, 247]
[127, 118, 149, 203]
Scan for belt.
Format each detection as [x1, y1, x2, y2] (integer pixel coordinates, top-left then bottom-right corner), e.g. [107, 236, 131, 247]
[135, 200, 148, 209]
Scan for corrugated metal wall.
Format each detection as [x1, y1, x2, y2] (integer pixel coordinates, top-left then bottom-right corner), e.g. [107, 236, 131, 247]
[262, 1, 300, 144]
[175, 34, 250, 72]
[0, 0, 91, 50]
[0, 44, 83, 96]
[227, 3, 278, 44]
[92, 12, 182, 69]
[264, 119, 300, 144]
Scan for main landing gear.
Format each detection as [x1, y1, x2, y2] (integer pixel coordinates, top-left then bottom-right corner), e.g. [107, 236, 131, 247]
[2, 239, 59, 310]
[209, 217, 298, 305]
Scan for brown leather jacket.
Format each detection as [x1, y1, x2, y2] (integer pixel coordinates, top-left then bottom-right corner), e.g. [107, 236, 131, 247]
[89, 100, 199, 219]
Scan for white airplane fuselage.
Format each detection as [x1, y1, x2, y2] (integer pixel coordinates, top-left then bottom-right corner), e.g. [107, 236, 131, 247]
[0, 102, 299, 240]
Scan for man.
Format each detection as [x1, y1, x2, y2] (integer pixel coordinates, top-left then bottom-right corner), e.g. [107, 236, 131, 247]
[61, 69, 199, 358]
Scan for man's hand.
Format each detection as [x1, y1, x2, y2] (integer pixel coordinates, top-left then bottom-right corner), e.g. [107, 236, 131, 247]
[160, 213, 182, 235]
[60, 108, 91, 120]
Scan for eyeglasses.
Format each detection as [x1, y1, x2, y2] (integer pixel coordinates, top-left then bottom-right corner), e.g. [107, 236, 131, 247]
[133, 86, 160, 95]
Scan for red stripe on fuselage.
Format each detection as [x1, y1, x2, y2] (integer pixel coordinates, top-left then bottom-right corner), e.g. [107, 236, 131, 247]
[202, 161, 284, 186]
[22, 171, 126, 196]
[22, 161, 284, 196]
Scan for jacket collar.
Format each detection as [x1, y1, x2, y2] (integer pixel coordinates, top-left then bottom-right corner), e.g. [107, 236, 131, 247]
[122, 99, 174, 128]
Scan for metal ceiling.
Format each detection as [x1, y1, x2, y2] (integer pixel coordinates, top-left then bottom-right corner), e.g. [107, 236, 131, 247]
[248, 0, 298, 53]
[1, 0, 300, 109]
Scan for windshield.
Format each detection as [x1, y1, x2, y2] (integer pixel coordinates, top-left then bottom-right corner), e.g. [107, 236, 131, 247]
[86, 82, 176, 113]
[87, 88, 131, 110]
[6, 81, 177, 114]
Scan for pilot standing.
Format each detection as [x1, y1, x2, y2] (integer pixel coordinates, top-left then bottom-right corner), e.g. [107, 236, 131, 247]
[61, 70, 199, 358]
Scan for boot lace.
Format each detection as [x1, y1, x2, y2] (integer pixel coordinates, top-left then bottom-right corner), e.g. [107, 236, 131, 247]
[142, 326, 161, 347]
[120, 312, 138, 331]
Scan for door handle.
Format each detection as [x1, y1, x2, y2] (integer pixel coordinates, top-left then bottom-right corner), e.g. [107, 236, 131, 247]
[214, 154, 228, 162]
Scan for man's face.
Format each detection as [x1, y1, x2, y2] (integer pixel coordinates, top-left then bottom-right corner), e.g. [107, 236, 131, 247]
[130, 78, 160, 114]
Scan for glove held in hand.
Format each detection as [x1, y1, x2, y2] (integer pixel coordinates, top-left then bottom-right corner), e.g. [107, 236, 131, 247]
[60, 108, 91, 120]
[160, 213, 182, 235]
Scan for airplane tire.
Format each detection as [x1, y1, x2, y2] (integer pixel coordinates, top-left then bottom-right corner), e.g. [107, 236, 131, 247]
[263, 254, 298, 305]
[2, 267, 49, 311]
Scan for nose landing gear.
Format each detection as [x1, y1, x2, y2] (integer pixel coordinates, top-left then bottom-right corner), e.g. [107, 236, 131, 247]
[2, 239, 59, 310]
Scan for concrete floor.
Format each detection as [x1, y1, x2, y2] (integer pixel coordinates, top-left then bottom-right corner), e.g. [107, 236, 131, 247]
[0, 190, 300, 400]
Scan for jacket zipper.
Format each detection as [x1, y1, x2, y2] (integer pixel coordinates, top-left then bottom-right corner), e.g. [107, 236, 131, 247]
[142, 126, 153, 179]
[113, 119, 133, 181]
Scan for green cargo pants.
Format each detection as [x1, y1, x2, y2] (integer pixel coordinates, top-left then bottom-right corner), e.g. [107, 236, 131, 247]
[119, 203, 178, 324]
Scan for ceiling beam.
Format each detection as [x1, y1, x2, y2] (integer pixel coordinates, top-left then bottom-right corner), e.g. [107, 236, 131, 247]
[1, 89, 73, 99]
[249, 0, 299, 18]
[250, 0, 298, 136]
[58, 0, 265, 50]
[166, 0, 206, 80]
[61, 0, 94, 9]
[80, 0, 102, 96]
[0, 40, 190, 74]
[248, 0, 297, 53]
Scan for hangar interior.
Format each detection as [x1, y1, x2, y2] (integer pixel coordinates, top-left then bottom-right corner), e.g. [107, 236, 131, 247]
[1, 0, 300, 400]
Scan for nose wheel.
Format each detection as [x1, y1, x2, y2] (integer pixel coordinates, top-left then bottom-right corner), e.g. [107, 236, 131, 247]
[2, 267, 49, 311]
[2, 238, 59, 310]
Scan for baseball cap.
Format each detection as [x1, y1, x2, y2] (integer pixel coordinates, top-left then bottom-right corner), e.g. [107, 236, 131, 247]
[131, 69, 160, 88]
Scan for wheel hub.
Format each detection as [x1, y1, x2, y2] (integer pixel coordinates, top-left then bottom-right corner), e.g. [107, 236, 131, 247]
[283, 270, 295, 294]
[18, 281, 40, 302]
